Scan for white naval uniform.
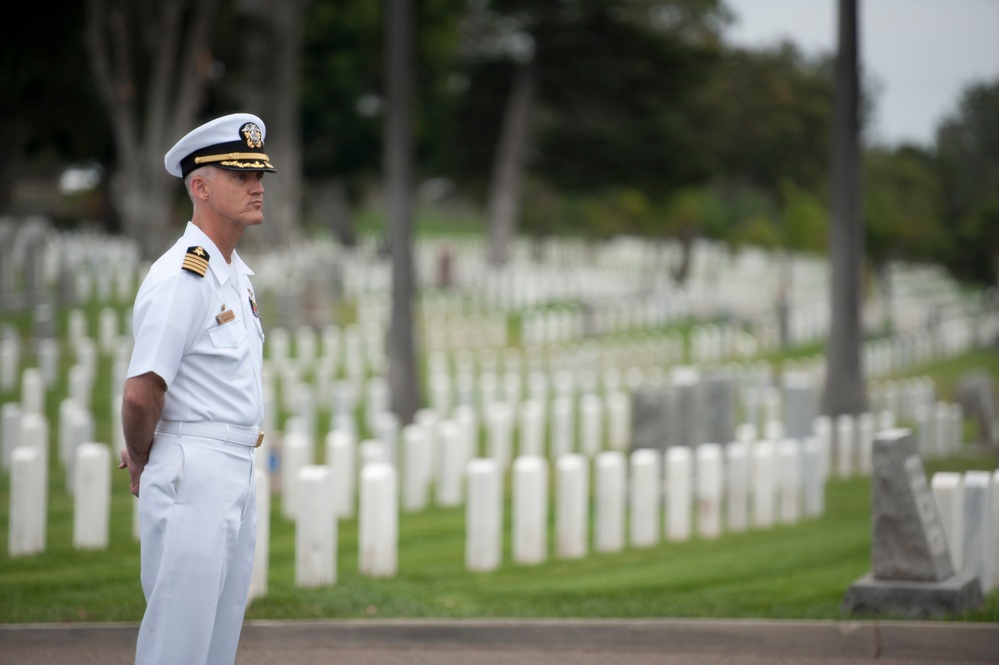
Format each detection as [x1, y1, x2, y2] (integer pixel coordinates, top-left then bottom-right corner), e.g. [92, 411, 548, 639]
[127, 222, 265, 665]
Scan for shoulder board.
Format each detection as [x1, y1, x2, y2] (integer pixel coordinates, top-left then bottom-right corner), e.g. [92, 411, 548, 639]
[181, 246, 210, 277]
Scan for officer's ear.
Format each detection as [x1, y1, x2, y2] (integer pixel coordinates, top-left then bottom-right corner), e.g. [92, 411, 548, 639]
[189, 169, 214, 201]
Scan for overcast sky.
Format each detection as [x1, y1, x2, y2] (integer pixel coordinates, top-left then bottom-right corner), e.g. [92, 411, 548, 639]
[721, 0, 999, 148]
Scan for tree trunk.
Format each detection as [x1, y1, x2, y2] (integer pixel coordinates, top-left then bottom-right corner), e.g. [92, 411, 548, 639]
[109, 166, 175, 260]
[235, 0, 306, 248]
[385, 0, 421, 423]
[671, 225, 695, 285]
[486, 63, 535, 268]
[822, 0, 867, 417]
[84, 0, 220, 259]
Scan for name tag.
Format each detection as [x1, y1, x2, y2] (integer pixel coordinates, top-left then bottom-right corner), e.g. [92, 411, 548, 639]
[216, 309, 236, 325]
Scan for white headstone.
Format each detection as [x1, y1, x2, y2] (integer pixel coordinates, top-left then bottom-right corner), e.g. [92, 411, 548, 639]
[666, 446, 692, 541]
[36, 338, 59, 389]
[359, 462, 398, 577]
[606, 391, 631, 451]
[9, 446, 46, 555]
[466, 458, 502, 572]
[802, 437, 825, 518]
[364, 377, 389, 435]
[725, 441, 750, 532]
[401, 424, 430, 512]
[776, 439, 802, 525]
[934, 402, 952, 457]
[556, 453, 588, 559]
[550, 396, 574, 459]
[993, 469, 999, 591]
[98, 307, 118, 354]
[68, 364, 91, 411]
[1, 402, 21, 470]
[72, 443, 111, 549]
[856, 412, 874, 476]
[962, 471, 994, 593]
[752, 441, 776, 528]
[358, 438, 388, 469]
[594, 451, 626, 553]
[0, 336, 18, 392]
[512, 455, 548, 564]
[834, 414, 855, 479]
[517, 399, 545, 458]
[281, 432, 312, 520]
[296, 465, 337, 587]
[696, 444, 723, 539]
[812, 415, 832, 482]
[248, 466, 271, 601]
[485, 401, 513, 470]
[325, 428, 356, 518]
[373, 410, 399, 466]
[578, 394, 603, 457]
[429, 371, 452, 418]
[931, 472, 964, 572]
[436, 420, 466, 507]
[629, 448, 661, 548]
[414, 408, 439, 480]
[20, 368, 45, 416]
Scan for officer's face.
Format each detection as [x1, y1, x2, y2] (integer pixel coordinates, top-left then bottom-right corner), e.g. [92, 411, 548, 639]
[205, 169, 266, 227]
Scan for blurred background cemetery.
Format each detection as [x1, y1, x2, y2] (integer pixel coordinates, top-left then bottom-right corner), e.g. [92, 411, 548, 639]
[1, 0, 998, 621]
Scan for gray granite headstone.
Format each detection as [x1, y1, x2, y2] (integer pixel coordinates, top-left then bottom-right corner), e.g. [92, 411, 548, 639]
[630, 385, 670, 453]
[670, 367, 701, 447]
[782, 371, 818, 440]
[870, 429, 952, 580]
[702, 369, 736, 445]
[842, 428, 983, 618]
[21, 222, 49, 306]
[0, 220, 16, 310]
[32, 304, 55, 347]
[955, 371, 997, 448]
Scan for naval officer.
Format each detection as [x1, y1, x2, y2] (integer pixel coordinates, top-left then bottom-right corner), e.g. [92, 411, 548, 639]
[119, 113, 274, 665]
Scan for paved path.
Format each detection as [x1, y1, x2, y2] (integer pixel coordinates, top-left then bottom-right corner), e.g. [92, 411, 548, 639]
[2, 619, 997, 665]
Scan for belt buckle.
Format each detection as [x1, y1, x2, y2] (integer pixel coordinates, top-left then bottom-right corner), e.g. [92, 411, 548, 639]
[255, 431, 265, 448]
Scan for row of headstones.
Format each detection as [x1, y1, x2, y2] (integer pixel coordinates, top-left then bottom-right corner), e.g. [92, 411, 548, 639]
[3, 362, 960, 559]
[6, 406, 827, 580]
[5, 225, 976, 332]
[0, 222, 142, 311]
[1, 341, 129, 473]
[931, 470, 999, 595]
[0, 306, 131, 394]
[276, 434, 829, 588]
[864, 322, 981, 380]
[7, 414, 112, 555]
[5, 300, 973, 431]
[0, 339, 960, 492]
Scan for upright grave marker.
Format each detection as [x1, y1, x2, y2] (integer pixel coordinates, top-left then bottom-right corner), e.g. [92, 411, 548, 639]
[842, 429, 983, 617]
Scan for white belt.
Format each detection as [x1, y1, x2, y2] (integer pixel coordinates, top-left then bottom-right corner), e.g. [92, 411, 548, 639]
[156, 420, 264, 448]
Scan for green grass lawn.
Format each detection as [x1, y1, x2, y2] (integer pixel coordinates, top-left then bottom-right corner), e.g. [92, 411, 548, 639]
[0, 442, 996, 624]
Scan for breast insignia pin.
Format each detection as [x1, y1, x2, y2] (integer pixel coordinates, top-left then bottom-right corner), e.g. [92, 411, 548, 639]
[248, 289, 261, 319]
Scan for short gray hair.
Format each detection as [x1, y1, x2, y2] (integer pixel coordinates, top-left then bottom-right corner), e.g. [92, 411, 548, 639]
[183, 166, 217, 204]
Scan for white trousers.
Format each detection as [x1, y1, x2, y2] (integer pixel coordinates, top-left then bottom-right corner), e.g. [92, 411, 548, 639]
[136, 431, 257, 665]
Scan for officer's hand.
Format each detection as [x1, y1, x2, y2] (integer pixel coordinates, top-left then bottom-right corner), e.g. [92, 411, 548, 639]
[119, 449, 141, 497]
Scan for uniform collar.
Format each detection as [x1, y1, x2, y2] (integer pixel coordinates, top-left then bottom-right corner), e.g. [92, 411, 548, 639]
[184, 222, 255, 284]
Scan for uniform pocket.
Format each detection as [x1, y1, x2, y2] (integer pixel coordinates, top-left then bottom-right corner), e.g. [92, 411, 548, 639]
[209, 319, 249, 380]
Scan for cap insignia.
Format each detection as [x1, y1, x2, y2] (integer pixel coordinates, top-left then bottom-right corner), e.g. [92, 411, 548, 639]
[182, 246, 210, 277]
[241, 122, 263, 149]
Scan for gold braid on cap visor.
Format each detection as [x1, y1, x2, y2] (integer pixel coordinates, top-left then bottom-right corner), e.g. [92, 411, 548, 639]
[194, 152, 272, 165]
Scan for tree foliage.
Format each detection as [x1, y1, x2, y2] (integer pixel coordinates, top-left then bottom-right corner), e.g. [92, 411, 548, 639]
[446, 0, 724, 199]
[0, 3, 109, 215]
[935, 79, 999, 284]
